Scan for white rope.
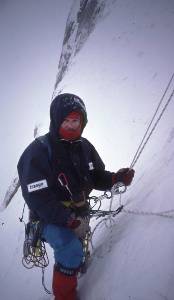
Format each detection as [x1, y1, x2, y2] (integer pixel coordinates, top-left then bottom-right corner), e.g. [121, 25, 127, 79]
[130, 73, 174, 169]
[90, 184, 125, 257]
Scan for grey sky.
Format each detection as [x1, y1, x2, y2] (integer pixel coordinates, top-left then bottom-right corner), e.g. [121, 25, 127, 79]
[0, 0, 72, 195]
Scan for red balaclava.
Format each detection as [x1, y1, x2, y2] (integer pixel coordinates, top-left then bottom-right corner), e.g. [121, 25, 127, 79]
[59, 111, 83, 140]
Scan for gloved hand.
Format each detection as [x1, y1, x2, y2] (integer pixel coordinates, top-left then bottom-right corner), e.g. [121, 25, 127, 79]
[112, 168, 135, 186]
[67, 214, 81, 229]
[67, 215, 90, 239]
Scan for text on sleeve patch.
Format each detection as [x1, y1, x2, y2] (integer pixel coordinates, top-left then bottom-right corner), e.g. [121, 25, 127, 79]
[27, 179, 48, 192]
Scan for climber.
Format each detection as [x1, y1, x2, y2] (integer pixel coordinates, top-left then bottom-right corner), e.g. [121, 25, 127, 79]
[17, 93, 135, 300]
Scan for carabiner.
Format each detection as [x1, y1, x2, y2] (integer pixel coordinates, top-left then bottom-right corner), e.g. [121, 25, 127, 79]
[111, 182, 127, 195]
[58, 172, 72, 196]
[58, 173, 68, 187]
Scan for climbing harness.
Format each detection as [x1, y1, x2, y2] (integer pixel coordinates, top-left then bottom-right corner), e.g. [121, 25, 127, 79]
[19, 181, 125, 293]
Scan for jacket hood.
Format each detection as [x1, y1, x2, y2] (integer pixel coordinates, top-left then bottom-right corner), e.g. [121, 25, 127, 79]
[49, 93, 88, 141]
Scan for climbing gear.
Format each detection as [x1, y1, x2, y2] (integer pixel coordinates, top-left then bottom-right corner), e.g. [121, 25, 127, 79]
[130, 72, 174, 169]
[58, 172, 73, 197]
[88, 181, 174, 260]
[22, 221, 48, 269]
[79, 231, 91, 274]
[19, 202, 26, 223]
[20, 219, 51, 294]
[89, 182, 126, 219]
[83, 183, 125, 259]
[58, 173, 88, 214]
[84, 182, 125, 259]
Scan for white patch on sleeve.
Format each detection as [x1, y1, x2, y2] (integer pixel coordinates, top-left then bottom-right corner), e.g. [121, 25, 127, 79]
[27, 179, 48, 193]
[88, 162, 94, 170]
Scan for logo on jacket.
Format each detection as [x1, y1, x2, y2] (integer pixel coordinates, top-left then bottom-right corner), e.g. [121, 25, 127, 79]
[27, 179, 48, 192]
[88, 162, 94, 170]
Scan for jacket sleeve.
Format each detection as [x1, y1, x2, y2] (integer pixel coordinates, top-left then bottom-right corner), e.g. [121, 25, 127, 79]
[17, 140, 71, 226]
[86, 140, 114, 191]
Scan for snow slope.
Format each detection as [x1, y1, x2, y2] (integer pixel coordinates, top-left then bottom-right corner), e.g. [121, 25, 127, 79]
[1, 0, 174, 299]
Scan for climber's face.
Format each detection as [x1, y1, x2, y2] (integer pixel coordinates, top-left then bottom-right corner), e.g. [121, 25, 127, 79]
[59, 111, 82, 140]
[60, 116, 81, 131]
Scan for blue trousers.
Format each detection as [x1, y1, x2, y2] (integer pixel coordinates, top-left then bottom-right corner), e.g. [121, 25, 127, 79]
[42, 224, 84, 269]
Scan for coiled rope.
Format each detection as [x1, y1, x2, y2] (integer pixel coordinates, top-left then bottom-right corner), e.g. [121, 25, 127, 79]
[21, 220, 51, 295]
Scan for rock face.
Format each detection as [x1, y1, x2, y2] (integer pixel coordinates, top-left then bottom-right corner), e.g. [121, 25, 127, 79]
[54, 0, 116, 94]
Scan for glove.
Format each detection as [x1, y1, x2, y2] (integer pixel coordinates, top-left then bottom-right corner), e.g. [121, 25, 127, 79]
[112, 168, 135, 186]
[67, 215, 90, 239]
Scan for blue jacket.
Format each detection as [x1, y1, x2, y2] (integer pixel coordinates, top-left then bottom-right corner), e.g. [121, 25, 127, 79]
[17, 94, 113, 226]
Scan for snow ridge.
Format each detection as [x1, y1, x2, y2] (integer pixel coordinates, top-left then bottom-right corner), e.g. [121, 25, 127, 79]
[54, 0, 116, 94]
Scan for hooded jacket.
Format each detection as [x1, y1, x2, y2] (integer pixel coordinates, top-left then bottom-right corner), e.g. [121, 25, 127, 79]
[17, 93, 114, 226]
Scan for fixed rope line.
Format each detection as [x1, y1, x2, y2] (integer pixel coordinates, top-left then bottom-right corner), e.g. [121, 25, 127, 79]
[121, 196, 174, 219]
[90, 184, 125, 257]
[115, 188, 174, 219]
[130, 87, 174, 168]
[41, 268, 52, 295]
[123, 207, 174, 219]
[19, 202, 26, 223]
[90, 76, 174, 257]
[130, 73, 174, 169]
[91, 183, 174, 246]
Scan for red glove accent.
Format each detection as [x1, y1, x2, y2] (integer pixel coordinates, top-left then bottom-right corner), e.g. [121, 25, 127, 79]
[67, 217, 81, 229]
[112, 168, 135, 186]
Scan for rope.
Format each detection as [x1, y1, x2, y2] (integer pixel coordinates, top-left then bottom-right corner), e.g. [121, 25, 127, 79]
[130, 73, 174, 169]
[19, 203, 26, 223]
[90, 184, 125, 257]
[122, 200, 174, 219]
[22, 238, 49, 269]
[21, 219, 51, 294]
[123, 208, 174, 219]
[41, 268, 52, 295]
[89, 180, 174, 259]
